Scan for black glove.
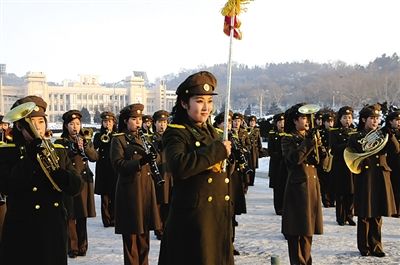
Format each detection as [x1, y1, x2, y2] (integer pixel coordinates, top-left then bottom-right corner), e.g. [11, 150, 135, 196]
[139, 152, 157, 166]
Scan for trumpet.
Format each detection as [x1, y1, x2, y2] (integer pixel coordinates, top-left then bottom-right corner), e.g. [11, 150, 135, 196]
[298, 104, 321, 164]
[100, 130, 111, 143]
[82, 128, 93, 140]
[229, 131, 253, 175]
[138, 129, 165, 185]
[4, 102, 62, 192]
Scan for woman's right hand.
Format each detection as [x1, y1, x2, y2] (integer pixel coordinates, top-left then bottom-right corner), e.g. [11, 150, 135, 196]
[223, 140, 231, 157]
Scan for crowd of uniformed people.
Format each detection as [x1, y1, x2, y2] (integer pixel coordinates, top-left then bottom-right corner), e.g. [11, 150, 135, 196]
[0, 70, 399, 265]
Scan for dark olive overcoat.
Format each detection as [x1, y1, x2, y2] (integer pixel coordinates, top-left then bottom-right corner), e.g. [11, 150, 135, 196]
[347, 130, 398, 218]
[158, 121, 234, 265]
[0, 142, 82, 265]
[247, 127, 262, 169]
[281, 131, 323, 236]
[93, 131, 117, 195]
[386, 128, 400, 214]
[55, 137, 98, 219]
[330, 127, 357, 195]
[110, 133, 161, 235]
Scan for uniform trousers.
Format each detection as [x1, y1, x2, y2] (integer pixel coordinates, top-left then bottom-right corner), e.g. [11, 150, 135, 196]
[287, 235, 312, 265]
[122, 232, 150, 265]
[335, 194, 354, 224]
[101, 194, 115, 227]
[68, 217, 88, 254]
[357, 217, 383, 254]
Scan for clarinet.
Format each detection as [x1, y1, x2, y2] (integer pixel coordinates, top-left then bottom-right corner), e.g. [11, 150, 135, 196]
[229, 132, 253, 175]
[138, 129, 165, 185]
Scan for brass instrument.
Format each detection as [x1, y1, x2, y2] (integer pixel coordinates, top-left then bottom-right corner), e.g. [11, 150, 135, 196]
[298, 104, 321, 163]
[100, 130, 111, 143]
[343, 128, 388, 174]
[4, 102, 62, 192]
[138, 129, 165, 185]
[82, 128, 93, 140]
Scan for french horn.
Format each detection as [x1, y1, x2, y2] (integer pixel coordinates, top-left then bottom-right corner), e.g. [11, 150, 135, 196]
[298, 104, 321, 163]
[343, 128, 388, 174]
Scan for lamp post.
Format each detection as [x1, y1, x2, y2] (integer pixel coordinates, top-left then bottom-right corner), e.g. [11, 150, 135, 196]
[0, 64, 6, 114]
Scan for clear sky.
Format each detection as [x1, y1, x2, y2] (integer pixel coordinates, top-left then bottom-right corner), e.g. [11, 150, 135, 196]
[1, 0, 399, 83]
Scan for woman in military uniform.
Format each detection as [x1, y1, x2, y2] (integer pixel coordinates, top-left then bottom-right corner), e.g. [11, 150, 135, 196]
[151, 110, 172, 240]
[55, 110, 98, 258]
[281, 103, 324, 265]
[93, 111, 118, 227]
[158, 71, 233, 265]
[347, 104, 398, 257]
[110, 103, 161, 265]
[0, 96, 82, 265]
[247, 115, 264, 186]
[330, 106, 357, 226]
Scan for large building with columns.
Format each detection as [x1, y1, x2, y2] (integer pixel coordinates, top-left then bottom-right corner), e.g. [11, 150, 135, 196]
[0, 71, 177, 123]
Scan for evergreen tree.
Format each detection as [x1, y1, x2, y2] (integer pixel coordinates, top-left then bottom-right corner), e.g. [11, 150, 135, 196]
[81, 107, 91, 123]
[93, 110, 101, 124]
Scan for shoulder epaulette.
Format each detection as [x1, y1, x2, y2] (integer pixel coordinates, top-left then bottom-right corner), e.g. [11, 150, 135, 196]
[269, 130, 276, 134]
[112, 133, 125, 136]
[168, 124, 186, 129]
[0, 143, 16, 148]
[281, 133, 293, 137]
[348, 131, 358, 135]
[53, 144, 65, 149]
[278, 132, 286, 136]
[215, 128, 224, 133]
[329, 127, 339, 131]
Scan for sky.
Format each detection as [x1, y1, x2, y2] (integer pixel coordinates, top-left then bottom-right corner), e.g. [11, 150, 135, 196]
[1, 0, 400, 83]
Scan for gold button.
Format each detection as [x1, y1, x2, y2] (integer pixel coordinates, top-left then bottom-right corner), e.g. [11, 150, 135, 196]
[195, 141, 201, 147]
[224, 195, 230, 201]
[311, 165, 315, 168]
[376, 155, 379, 158]
[54, 202, 59, 207]
[208, 178, 213, 183]
[207, 196, 213, 202]
[365, 166, 369, 169]
[225, 178, 230, 183]
[314, 176, 316, 179]
[305, 164, 309, 167]
[20, 156, 24, 159]
[35, 205, 40, 210]
[376, 163, 380, 166]
[32, 187, 38, 192]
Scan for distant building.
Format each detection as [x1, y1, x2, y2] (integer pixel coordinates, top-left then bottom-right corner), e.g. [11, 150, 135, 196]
[0, 71, 177, 122]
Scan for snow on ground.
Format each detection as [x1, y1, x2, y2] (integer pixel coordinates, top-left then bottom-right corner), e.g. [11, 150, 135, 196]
[69, 156, 400, 265]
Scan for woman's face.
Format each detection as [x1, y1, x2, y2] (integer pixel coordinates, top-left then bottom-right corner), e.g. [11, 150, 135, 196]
[294, 116, 309, 132]
[19, 116, 47, 141]
[126, 117, 142, 132]
[363, 116, 380, 131]
[102, 119, 115, 131]
[389, 119, 400, 130]
[67, 118, 81, 136]
[155, 120, 168, 134]
[182, 95, 213, 125]
[340, 114, 353, 128]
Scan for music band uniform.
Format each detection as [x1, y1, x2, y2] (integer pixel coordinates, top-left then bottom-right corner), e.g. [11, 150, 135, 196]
[110, 103, 161, 265]
[55, 110, 99, 258]
[93, 111, 118, 227]
[347, 104, 398, 257]
[0, 96, 82, 265]
[158, 71, 234, 265]
[281, 103, 324, 265]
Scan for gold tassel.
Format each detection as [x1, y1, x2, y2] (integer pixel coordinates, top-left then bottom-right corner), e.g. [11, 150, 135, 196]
[221, 0, 252, 17]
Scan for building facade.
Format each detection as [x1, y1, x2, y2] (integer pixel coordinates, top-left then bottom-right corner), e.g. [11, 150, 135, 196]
[0, 71, 177, 123]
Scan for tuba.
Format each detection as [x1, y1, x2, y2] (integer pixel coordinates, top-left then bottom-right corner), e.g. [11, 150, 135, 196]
[4, 102, 62, 192]
[343, 128, 388, 174]
[298, 104, 321, 163]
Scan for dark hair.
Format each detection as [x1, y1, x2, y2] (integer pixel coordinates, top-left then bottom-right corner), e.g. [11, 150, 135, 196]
[12, 117, 48, 145]
[101, 120, 117, 133]
[117, 115, 127, 133]
[61, 119, 83, 138]
[170, 93, 191, 124]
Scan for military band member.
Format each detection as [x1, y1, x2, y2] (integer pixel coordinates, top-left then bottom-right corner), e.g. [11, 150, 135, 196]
[93, 111, 118, 227]
[385, 110, 400, 216]
[330, 106, 357, 226]
[268, 113, 287, 215]
[347, 104, 398, 257]
[158, 71, 233, 265]
[232, 112, 251, 193]
[0, 96, 82, 265]
[247, 115, 264, 186]
[55, 110, 98, 258]
[110, 103, 161, 265]
[151, 110, 172, 240]
[142, 115, 154, 137]
[318, 112, 335, 208]
[281, 103, 324, 265]
[0, 115, 11, 246]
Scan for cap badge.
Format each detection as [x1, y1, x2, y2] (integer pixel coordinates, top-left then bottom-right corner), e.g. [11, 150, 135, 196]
[346, 110, 351, 113]
[195, 141, 201, 147]
[203, 84, 210, 92]
[161, 115, 165, 118]
[137, 110, 141, 114]
[71, 114, 77, 119]
[374, 110, 379, 114]
[34, 106, 40, 112]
